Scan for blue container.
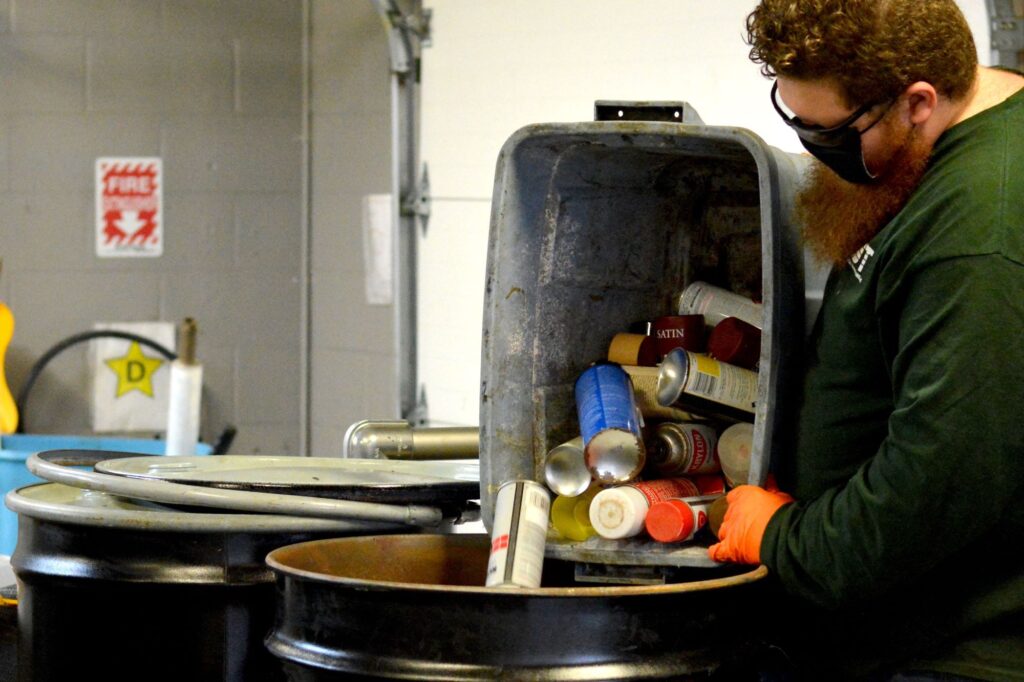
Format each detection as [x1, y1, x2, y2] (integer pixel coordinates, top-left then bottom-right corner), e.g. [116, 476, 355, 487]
[0, 434, 213, 556]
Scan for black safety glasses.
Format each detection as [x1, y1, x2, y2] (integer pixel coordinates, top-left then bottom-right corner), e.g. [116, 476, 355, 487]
[770, 81, 895, 148]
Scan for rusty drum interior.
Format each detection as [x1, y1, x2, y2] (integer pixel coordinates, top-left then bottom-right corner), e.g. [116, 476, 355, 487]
[268, 533, 765, 594]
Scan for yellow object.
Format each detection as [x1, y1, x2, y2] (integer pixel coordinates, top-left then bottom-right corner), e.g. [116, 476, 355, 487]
[104, 340, 165, 398]
[0, 302, 18, 434]
[0, 594, 16, 608]
[550, 486, 599, 541]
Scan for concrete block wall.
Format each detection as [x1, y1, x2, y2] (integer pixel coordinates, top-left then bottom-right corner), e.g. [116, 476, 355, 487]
[417, 0, 993, 427]
[1, 1, 987, 452]
[0, 0, 306, 453]
[308, 0, 396, 455]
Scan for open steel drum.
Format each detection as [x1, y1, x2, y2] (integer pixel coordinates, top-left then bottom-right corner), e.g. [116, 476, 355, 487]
[265, 534, 768, 680]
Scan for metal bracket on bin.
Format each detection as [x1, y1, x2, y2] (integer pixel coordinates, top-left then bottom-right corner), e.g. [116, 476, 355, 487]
[987, 0, 1024, 68]
[574, 562, 670, 586]
[594, 100, 705, 124]
[401, 163, 431, 236]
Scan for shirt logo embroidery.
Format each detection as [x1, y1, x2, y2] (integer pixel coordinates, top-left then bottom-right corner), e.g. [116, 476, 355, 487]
[847, 244, 875, 282]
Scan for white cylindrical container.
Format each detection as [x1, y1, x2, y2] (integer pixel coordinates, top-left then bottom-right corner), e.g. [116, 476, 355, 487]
[717, 422, 755, 487]
[486, 480, 550, 588]
[165, 361, 203, 456]
[588, 478, 701, 540]
[677, 281, 762, 329]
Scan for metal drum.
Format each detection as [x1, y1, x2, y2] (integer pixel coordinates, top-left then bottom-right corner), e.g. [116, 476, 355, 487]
[7, 483, 405, 682]
[265, 534, 768, 680]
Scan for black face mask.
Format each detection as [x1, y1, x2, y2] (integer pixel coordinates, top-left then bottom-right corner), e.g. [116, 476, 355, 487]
[797, 132, 877, 184]
[771, 82, 896, 185]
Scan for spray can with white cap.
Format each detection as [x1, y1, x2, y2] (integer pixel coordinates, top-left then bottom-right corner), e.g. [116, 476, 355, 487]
[588, 477, 704, 540]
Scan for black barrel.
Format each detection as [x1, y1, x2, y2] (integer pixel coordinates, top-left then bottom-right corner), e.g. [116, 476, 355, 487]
[8, 483, 403, 682]
[266, 534, 768, 680]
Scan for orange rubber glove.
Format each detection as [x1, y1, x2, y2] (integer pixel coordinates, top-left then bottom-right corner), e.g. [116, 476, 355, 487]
[707, 485, 794, 565]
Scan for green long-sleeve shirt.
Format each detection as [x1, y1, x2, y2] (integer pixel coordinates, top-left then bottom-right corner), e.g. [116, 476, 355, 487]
[762, 86, 1024, 680]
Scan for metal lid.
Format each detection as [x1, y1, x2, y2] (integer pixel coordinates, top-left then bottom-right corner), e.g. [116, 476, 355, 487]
[94, 455, 480, 505]
[5, 482, 398, 534]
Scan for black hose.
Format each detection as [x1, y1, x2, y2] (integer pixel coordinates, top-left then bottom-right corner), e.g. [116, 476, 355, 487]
[211, 425, 237, 455]
[15, 330, 175, 434]
[15, 330, 237, 454]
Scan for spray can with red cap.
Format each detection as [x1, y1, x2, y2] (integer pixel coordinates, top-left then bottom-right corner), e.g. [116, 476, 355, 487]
[645, 494, 721, 543]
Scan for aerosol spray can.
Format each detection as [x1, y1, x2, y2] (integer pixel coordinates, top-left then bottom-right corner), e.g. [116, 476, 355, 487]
[645, 494, 721, 543]
[622, 365, 702, 422]
[575, 363, 646, 484]
[607, 332, 658, 367]
[647, 422, 720, 477]
[717, 422, 755, 487]
[707, 316, 762, 370]
[588, 477, 704, 540]
[677, 281, 762, 329]
[543, 436, 591, 498]
[657, 349, 757, 422]
[651, 314, 705, 357]
[486, 480, 550, 588]
[549, 485, 599, 542]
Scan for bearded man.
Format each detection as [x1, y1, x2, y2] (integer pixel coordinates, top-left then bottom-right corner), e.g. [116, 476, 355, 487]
[708, 1, 1024, 679]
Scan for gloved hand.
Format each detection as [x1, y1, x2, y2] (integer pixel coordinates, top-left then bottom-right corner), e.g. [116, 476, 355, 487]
[707, 485, 794, 564]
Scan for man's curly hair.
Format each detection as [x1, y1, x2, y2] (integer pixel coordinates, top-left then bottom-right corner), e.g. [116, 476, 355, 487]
[746, 0, 977, 108]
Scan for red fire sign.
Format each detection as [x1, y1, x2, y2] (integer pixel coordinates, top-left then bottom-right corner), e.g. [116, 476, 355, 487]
[95, 157, 163, 257]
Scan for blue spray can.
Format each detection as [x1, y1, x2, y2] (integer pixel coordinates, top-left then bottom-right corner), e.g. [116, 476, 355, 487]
[574, 363, 646, 484]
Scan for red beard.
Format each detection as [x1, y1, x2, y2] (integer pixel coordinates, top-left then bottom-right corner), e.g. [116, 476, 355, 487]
[796, 125, 933, 268]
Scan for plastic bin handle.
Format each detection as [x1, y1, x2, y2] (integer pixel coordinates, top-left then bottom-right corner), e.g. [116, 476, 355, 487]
[594, 100, 704, 124]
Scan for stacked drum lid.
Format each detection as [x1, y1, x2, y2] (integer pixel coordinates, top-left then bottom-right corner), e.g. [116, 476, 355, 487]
[5, 451, 480, 682]
[94, 454, 480, 507]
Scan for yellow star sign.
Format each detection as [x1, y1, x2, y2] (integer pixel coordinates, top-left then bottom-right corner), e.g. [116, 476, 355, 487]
[105, 341, 165, 398]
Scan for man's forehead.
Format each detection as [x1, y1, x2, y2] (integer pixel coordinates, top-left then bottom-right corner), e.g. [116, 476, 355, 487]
[775, 76, 854, 125]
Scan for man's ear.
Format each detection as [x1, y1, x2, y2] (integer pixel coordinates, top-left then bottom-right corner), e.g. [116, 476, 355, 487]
[904, 81, 939, 125]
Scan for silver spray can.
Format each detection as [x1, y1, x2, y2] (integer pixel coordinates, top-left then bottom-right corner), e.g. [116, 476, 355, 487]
[486, 480, 551, 588]
[647, 422, 720, 477]
[543, 436, 591, 497]
[621, 365, 703, 422]
[657, 349, 757, 422]
[677, 281, 762, 329]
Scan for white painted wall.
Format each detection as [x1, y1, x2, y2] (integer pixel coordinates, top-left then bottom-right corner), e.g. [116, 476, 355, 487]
[418, 0, 991, 427]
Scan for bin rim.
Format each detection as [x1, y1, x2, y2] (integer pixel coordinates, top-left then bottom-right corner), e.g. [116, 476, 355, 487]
[495, 120, 780, 162]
